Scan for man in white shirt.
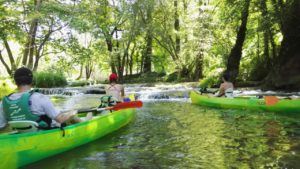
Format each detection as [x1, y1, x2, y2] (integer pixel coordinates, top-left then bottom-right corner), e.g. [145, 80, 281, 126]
[0, 67, 82, 130]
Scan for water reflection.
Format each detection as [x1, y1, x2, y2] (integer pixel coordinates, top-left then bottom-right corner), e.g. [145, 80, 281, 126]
[23, 100, 300, 169]
[22, 84, 300, 169]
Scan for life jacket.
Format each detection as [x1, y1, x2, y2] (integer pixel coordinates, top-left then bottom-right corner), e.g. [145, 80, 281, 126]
[98, 96, 118, 108]
[2, 91, 52, 129]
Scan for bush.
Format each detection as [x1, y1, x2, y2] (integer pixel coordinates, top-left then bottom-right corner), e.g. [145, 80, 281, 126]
[199, 68, 223, 88]
[166, 72, 179, 82]
[0, 79, 16, 100]
[199, 75, 219, 88]
[33, 71, 67, 88]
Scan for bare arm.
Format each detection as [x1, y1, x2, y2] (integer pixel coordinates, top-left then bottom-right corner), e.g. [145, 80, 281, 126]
[216, 84, 225, 97]
[55, 110, 80, 124]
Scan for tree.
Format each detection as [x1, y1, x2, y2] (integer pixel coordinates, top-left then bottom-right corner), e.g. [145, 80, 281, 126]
[225, 0, 251, 82]
[266, 0, 300, 89]
[0, 0, 72, 75]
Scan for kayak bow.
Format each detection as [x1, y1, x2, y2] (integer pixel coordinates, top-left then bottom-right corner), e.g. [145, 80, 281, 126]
[0, 108, 135, 169]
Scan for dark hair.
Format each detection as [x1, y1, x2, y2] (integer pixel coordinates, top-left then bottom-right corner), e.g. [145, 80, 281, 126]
[222, 72, 230, 81]
[14, 67, 33, 86]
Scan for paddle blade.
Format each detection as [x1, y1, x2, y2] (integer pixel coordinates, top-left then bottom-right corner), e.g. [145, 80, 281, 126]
[111, 101, 143, 110]
[265, 96, 279, 106]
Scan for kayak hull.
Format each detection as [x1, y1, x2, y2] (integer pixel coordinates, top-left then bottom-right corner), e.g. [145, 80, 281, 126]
[0, 108, 135, 169]
[190, 91, 300, 113]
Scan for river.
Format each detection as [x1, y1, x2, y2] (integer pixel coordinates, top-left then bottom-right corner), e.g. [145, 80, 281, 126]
[22, 84, 300, 169]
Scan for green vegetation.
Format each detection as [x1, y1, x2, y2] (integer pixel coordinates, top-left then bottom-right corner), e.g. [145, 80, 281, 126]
[122, 72, 166, 84]
[0, 0, 299, 89]
[33, 71, 67, 88]
[0, 79, 15, 100]
[67, 80, 90, 87]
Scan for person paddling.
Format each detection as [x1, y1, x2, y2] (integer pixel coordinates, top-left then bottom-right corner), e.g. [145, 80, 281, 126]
[0, 67, 89, 131]
[215, 72, 234, 98]
[105, 73, 125, 102]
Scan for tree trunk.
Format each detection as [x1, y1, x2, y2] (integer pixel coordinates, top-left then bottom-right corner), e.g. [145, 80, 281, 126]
[3, 37, 17, 73]
[225, 0, 251, 82]
[85, 62, 93, 80]
[266, 0, 300, 89]
[143, 31, 152, 73]
[0, 52, 12, 75]
[249, 0, 272, 81]
[270, 0, 284, 31]
[121, 38, 133, 79]
[194, 50, 203, 80]
[105, 37, 117, 73]
[22, 0, 42, 68]
[143, 7, 152, 73]
[261, 0, 271, 69]
[76, 65, 83, 80]
[174, 0, 180, 54]
[129, 45, 135, 75]
[115, 31, 123, 80]
[140, 51, 144, 74]
[33, 57, 40, 72]
[33, 26, 54, 71]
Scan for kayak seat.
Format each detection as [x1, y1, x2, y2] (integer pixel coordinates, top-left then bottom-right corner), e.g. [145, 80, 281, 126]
[8, 121, 39, 133]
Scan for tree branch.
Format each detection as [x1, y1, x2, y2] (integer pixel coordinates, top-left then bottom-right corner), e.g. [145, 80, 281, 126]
[0, 51, 12, 75]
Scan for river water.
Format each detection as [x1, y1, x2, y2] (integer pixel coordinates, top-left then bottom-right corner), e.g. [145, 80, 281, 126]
[22, 84, 300, 169]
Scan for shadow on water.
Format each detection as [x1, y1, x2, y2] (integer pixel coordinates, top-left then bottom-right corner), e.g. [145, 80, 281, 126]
[22, 85, 300, 169]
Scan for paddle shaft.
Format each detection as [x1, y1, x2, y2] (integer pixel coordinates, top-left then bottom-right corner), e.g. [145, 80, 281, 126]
[77, 107, 107, 113]
[77, 100, 143, 113]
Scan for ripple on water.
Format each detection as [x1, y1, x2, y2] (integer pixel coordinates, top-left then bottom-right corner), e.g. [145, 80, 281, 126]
[23, 88, 300, 169]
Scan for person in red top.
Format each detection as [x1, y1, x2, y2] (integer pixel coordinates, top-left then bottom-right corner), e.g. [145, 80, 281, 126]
[105, 73, 125, 102]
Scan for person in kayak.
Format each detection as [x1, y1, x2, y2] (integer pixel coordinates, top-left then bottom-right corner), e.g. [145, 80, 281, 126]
[105, 73, 125, 102]
[215, 72, 234, 98]
[0, 67, 90, 130]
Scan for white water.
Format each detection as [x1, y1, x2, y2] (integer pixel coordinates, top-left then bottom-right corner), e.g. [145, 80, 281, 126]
[46, 83, 300, 109]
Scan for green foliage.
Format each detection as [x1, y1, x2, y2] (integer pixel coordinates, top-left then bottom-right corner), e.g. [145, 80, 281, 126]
[68, 80, 90, 87]
[0, 0, 292, 87]
[33, 70, 67, 88]
[0, 79, 15, 100]
[199, 68, 223, 88]
[166, 72, 179, 82]
[199, 76, 219, 88]
[122, 72, 166, 84]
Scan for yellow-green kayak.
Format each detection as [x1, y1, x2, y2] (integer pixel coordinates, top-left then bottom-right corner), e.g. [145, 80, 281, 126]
[190, 90, 300, 113]
[0, 108, 135, 169]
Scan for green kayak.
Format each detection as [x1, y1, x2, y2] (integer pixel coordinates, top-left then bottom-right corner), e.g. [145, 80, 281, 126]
[190, 90, 300, 113]
[0, 108, 135, 169]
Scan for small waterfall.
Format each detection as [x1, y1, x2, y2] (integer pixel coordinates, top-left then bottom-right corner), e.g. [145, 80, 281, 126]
[37, 88, 81, 96]
[37, 85, 106, 96]
[125, 83, 193, 102]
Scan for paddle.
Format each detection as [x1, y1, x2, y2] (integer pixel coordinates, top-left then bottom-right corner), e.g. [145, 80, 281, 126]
[77, 100, 143, 113]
